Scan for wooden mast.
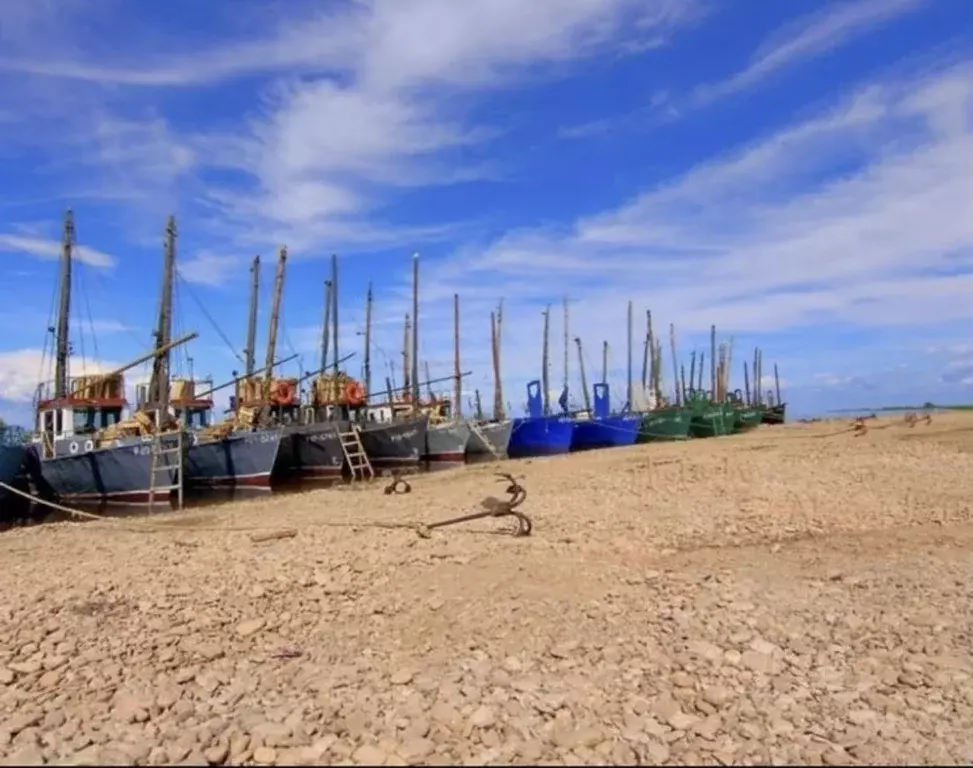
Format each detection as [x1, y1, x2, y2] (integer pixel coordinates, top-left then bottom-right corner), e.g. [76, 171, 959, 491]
[330, 254, 339, 381]
[410, 253, 420, 409]
[710, 324, 717, 401]
[574, 337, 591, 414]
[147, 215, 177, 420]
[668, 323, 679, 406]
[245, 256, 260, 378]
[541, 305, 551, 416]
[562, 296, 569, 397]
[626, 299, 633, 409]
[262, 246, 287, 399]
[53, 209, 74, 400]
[453, 293, 461, 419]
[363, 282, 372, 400]
[493, 300, 505, 420]
[402, 314, 411, 398]
[319, 278, 332, 375]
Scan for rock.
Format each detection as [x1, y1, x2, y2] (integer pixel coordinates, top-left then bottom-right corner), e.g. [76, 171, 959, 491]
[396, 737, 434, 762]
[671, 671, 693, 688]
[237, 618, 267, 638]
[549, 641, 579, 659]
[0, 746, 45, 766]
[390, 669, 414, 686]
[352, 745, 387, 765]
[0, 669, 15, 685]
[469, 706, 496, 729]
[253, 746, 277, 764]
[702, 685, 731, 707]
[204, 743, 229, 765]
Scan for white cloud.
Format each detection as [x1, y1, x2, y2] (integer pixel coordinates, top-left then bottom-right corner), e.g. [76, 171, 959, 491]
[0, 0, 703, 252]
[0, 233, 115, 267]
[693, 0, 928, 105]
[0, 348, 123, 402]
[177, 252, 241, 288]
[378, 60, 973, 396]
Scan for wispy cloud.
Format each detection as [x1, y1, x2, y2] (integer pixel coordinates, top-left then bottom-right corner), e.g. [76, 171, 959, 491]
[693, 0, 929, 106]
[0, 233, 115, 267]
[0, 0, 703, 256]
[386, 61, 973, 389]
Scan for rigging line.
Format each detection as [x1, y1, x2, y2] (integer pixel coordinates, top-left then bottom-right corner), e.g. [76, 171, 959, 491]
[88, 267, 148, 351]
[79, 266, 100, 364]
[38, 261, 60, 403]
[72, 264, 87, 376]
[174, 267, 244, 367]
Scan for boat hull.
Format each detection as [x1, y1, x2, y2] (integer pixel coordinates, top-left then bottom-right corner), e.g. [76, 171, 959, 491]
[508, 416, 574, 459]
[282, 422, 345, 480]
[466, 420, 513, 459]
[732, 407, 764, 433]
[425, 421, 471, 464]
[762, 404, 786, 425]
[38, 433, 186, 504]
[358, 417, 428, 473]
[570, 415, 641, 451]
[186, 427, 283, 489]
[637, 407, 693, 442]
[0, 444, 25, 486]
[689, 404, 734, 438]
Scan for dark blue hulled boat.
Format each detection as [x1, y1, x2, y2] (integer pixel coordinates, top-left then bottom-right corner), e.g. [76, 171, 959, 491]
[569, 383, 640, 451]
[0, 430, 27, 513]
[507, 380, 574, 459]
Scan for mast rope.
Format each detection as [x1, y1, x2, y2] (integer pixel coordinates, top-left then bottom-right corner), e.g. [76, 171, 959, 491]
[174, 267, 244, 366]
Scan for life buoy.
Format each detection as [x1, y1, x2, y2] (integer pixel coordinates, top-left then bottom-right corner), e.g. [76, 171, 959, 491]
[271, 380, 295, 405]
[343, 380, 366, 407]
[84, 440, 94, 452]
[69, 441, 79, 454]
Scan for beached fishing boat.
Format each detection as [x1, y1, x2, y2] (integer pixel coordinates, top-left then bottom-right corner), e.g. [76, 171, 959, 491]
[0, 427, 26, 515]
[762, 403, 786, 425]
[466, 419, 513, 459]
[31, 212, 195, 505]
[508, 414, 574, 458]
[569, 383, 641, 451]
[728, 400, 766, 433]
[638, 406, 692, 441]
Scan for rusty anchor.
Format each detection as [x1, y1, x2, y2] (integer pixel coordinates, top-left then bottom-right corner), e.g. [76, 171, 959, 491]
[384, 474, 412, 495]
[415, 472, 533, 538]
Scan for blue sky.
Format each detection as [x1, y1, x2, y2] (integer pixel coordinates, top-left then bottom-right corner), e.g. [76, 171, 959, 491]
[1, 0, 972, 426]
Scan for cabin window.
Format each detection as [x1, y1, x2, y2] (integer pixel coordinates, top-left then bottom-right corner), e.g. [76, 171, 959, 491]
[101, 410, 122, 429]
[73, 408, 97, 435]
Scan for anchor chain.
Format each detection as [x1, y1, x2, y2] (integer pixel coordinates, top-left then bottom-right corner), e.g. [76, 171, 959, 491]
[415, 472, 533, 538]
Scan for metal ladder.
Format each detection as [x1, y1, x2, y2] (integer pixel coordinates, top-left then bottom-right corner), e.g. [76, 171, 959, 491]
[468, 421, 501, 459]
[149, 430, 185, 509]
[338, 425, 374, 482]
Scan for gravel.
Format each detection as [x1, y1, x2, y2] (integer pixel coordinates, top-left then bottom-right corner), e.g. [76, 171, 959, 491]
[0, 414, 971, 765]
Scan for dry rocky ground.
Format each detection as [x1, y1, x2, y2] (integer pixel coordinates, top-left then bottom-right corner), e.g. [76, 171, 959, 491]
[1, 414, 972, 766]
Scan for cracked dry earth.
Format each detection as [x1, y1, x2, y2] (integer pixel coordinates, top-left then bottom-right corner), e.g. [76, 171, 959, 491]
[1, 415, 973, 766]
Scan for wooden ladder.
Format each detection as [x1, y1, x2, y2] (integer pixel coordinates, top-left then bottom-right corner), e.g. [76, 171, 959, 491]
[468, 421, 500, 459]
[338, 425, 374, 482]
[149, 430, 185, 509]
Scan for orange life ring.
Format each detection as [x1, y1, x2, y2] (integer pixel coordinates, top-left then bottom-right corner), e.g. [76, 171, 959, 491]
[343, 380, 366, 407]
[271, 380, 295, 405]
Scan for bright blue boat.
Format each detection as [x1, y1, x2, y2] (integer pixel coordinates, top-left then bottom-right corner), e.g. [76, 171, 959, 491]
[507, 380, 574, 459]
[570, 383, 641, 451]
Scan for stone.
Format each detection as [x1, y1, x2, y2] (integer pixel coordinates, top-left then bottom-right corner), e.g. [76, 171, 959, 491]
[469, 706, 496, 729]
[237, 618, 267, 638]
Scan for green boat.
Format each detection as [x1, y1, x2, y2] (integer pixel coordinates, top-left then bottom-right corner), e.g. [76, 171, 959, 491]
[684, 391, 733, 438]
[637, 406, 692, 442]
[761, 403, 786, 425]
[732, 405, 764, 433]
